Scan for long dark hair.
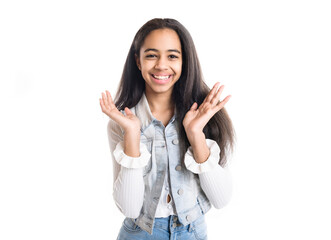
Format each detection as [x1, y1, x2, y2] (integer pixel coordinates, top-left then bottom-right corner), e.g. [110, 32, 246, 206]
[115, 18, 235, 166]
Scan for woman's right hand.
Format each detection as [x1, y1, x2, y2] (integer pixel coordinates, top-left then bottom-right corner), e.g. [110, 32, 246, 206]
[99, 90, 141, 134]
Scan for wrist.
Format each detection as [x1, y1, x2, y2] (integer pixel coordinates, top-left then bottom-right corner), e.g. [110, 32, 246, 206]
[123, 126, 140, 137]
[185, 130, 210, 163]
[123, 131, 140, 158]
[190, 139, 210, 164]
[186, 129, 205, 147]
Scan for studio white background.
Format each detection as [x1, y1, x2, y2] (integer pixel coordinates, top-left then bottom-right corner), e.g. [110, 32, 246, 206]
[1, 0, 330, 239]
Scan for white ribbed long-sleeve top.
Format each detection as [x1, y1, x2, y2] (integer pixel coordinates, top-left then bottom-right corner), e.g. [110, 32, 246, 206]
[107, 94, 233, 219]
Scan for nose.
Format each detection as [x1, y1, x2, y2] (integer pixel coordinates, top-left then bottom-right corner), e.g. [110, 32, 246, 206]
[154, 56, 168, 70]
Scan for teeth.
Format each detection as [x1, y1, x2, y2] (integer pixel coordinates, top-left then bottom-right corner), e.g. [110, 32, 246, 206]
[153, 75, 170, 80]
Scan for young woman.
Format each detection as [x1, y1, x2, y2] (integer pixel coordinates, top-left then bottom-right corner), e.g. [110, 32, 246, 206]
[100, 18, 235, 240]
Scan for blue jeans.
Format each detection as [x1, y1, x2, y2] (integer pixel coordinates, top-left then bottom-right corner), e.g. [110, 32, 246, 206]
[116, 214, 208, 240]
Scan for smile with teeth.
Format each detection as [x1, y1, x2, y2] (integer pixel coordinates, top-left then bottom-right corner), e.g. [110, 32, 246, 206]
[152, 74, 171, 80]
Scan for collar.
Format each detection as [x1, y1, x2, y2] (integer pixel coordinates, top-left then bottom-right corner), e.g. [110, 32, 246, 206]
[135, 93, 156, 132]
[135, 93, 176, 132]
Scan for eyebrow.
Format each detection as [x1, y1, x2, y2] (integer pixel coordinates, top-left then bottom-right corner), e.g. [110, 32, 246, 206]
[144, 48, 181, 54]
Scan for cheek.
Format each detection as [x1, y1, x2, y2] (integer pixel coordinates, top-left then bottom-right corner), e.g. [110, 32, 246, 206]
[141, 61, 153, 72]
[175, 62, 182, 75]
[140, 65, 150, 75]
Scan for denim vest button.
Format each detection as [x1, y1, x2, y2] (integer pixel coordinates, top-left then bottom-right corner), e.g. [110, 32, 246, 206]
[177, 189, 184, 195]
[186, 215, 192, 222]
[167, 205, 172, 209]
[175, 165, 182, 171]
[172, 139, 179, 145]
[165, 186, 169, 191]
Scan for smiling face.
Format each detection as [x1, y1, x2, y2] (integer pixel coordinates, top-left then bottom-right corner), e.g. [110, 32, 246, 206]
[135, 28, 182, 97]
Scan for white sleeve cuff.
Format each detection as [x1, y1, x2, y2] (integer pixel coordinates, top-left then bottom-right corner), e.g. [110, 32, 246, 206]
[184, 139, 220, 174]
[113, 141, 151, 169]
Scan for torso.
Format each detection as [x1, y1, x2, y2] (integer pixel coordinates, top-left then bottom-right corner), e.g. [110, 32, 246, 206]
[152, 109, 174, 127]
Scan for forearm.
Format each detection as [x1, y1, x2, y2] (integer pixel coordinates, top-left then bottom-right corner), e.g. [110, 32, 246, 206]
[113, 166, 145, 218]
[123, 131, 140, 157]
[184, 137, 233, 209]
[199, 166, 233, 209]
[108, 118, 147, 217]
[186, 130, 210, 163]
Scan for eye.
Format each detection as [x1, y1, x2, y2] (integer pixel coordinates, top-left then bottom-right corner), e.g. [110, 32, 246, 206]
[169, 55, 179, 59]
[146, 54, 157, 58]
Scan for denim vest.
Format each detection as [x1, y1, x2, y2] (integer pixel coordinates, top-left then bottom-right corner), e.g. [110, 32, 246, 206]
[130, 94, 211, 235]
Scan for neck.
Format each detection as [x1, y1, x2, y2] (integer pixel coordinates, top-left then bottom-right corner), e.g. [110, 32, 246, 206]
[145, 90, 175, 114]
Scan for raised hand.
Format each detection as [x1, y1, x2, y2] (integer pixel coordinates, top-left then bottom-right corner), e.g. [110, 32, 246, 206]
[99, 90, 141, 133]
[183, 82, 231, 136]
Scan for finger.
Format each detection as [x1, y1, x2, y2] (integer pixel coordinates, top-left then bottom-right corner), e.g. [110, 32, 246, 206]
[205, 82, 220, 103]
[201, 84, 216, 105]
[211, 85, 224, 105]
[216, 95, 231, 110]
[190, 102, 198, 111]
[99, 98, 104, 108]
[100, 94, 109, 112]
[100, 98, 109, 114]
[99, 98, 104, 110]
[124, 107, 130, 115]
[106, 90, 114, 105]
[101, 92, 108, 108]
[124, 107, 132, 116]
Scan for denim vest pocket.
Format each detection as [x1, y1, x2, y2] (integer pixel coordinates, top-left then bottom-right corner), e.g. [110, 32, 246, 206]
[123, 218, 142, 233]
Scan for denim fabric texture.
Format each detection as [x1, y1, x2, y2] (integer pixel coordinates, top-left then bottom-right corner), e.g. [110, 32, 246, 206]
[116, 214, 208, 240]
[124, 94, 211, 234]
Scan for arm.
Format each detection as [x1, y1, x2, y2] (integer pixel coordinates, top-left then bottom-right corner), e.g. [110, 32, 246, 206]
[182, 83, 233, 208]
[100, 90, 148, 218]
[107, 119, 148, 218]
[184, 137, 233, 209]
[199, 164, 233, 209]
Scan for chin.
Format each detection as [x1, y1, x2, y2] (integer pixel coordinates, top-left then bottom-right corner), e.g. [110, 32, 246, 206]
[146, 85, 174, 95]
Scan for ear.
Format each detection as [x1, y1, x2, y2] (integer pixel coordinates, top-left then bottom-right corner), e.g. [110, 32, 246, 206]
[135, 54, 141, 70]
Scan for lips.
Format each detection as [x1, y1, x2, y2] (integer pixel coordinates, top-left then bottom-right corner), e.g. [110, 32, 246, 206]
[152, 74, 171, 80]
[151, 74, 172, 84]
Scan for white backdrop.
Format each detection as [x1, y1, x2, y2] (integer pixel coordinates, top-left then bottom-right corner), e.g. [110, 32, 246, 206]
[1, 0, 331, 239]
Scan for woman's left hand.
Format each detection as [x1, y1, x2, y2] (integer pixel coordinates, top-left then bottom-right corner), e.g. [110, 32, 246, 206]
[183, 82, 231, 136]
